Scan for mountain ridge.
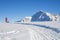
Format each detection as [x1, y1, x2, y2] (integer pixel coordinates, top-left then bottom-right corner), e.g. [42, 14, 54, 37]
[18, 11, 60, 22]
[31, 11, 60, 22]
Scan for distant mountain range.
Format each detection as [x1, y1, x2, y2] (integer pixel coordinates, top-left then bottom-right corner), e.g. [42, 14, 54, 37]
[31, 11, 60, 21]
[18, 11, 60, 22]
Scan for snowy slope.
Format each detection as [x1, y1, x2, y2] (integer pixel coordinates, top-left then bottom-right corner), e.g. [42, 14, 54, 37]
[0, 22, 60, 40]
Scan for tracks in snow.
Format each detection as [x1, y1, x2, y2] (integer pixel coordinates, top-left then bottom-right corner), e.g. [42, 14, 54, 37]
[22, 23, 60, 40]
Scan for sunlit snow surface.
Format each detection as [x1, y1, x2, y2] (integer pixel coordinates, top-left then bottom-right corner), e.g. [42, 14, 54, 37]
[0, 21, 60, 40]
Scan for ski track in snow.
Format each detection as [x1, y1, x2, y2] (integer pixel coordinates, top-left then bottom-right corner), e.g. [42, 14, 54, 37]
[0, 22, 60, 40]
[28, 28, 49, 40]
[21, 23, 60, 33]
[21, 23, 60, 40]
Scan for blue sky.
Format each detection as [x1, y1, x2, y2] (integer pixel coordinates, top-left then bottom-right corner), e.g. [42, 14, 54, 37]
[0, 0, 60, 22]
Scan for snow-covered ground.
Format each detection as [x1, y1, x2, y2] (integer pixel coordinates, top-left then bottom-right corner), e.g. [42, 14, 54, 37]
[0, 21, 60, 40]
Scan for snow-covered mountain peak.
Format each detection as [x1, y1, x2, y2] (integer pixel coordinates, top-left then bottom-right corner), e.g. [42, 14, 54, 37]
[46, 12, 51, 16]
[31, 11, 51, 21]
[31, 11, 60, 22]
[20, 11, 60, 22]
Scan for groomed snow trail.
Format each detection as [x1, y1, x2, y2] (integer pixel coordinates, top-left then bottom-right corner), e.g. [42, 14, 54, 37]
[21, 22, 60, 40]
[0, 22, 60, 40]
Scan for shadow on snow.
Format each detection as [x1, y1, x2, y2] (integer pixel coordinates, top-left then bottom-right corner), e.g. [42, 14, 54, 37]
[21, 23, 60, 33]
